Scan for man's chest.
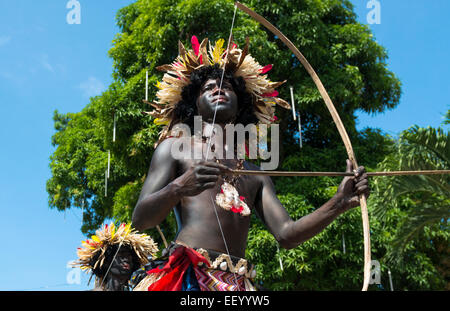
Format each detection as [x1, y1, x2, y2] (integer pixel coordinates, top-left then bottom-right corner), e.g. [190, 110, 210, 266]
[177, 157, 261, 207]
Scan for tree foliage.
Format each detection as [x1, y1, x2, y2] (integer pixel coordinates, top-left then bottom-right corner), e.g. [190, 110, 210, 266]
[369, 123, 449, 290]
[45, 0, 450, 290]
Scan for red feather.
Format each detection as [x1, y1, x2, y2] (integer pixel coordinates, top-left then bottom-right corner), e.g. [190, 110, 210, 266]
[259, 64, 273, 74]
[262, 90, 279, 97]
[191, 36, 200, 56]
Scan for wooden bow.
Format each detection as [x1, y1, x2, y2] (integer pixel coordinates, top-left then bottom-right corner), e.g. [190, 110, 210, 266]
[235, 1, 372, 290]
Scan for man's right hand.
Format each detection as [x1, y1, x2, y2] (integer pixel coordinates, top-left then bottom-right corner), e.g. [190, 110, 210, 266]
[172, 160, 232, 197]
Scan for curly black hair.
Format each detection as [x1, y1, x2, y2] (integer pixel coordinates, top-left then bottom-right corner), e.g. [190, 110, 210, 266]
[89, 244, 141, 279]
[172, 64, 258, 130]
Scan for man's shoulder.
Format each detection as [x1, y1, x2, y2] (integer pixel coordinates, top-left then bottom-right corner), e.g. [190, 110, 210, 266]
[154, 137, 187, 154]
[156, 136, 197, 157]
[152, 137, 179, 162]
[244, 160, 261, 171]
[243, 161, 272, 185]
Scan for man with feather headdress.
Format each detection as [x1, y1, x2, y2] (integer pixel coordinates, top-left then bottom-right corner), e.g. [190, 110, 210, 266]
[131, 36, 370, 291]
[72, 222, 158, 291]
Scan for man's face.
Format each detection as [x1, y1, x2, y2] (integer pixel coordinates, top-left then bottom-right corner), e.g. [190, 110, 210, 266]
[109, 247, 134, 279]
[196, 78, 238, 123]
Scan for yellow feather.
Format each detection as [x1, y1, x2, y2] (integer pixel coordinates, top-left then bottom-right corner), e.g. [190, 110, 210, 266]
[125, 223, 132, 235]
[111, 223, 115, 238]
[91, 235, 101, 243]
[212, 39, 225, 63]
[154, 118, 169, 125]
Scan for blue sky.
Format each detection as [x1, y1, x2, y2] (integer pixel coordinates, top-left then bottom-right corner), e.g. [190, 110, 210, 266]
[0, 0, 448, 291]
[353, 1, 450, 136]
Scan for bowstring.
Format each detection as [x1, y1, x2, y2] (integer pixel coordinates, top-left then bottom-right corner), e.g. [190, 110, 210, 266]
[204, 4, 242, 291]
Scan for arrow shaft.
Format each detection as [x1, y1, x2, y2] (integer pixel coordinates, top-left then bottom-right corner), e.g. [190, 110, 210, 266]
[229, 170, 450, 177]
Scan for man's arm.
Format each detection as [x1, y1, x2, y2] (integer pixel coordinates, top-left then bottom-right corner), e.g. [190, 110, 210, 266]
[254, 160, 369, 249]
[131, 138, 181, 231]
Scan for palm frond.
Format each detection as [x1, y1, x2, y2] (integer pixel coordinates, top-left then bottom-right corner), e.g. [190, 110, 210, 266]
[372, 125, 449, 261]
[386, 203, 449, 265]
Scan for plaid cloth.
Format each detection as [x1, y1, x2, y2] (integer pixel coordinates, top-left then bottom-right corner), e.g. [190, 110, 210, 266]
[132, 243, 256, 291]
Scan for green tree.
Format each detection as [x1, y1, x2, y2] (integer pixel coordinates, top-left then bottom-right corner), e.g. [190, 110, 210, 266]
[248, 123, 449, 290]
[369, 123, 449, 290]
[372, 125, 449, 235]
[47, 0, 405, 289]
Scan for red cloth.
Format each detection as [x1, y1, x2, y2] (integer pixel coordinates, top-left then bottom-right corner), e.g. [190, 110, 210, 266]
[147, 246, 210, 291]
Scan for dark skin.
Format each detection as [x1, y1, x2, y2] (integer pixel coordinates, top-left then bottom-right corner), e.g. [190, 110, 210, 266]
[132, 78, 370, 258]
[94, 246, 135, 291]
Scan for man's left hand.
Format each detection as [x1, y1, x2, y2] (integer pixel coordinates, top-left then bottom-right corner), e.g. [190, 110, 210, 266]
[336, 159, 370, 211]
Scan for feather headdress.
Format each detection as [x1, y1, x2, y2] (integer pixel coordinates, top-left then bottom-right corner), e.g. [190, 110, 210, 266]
[145, 36, 291, 146]
[72, 223, 158, 279]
